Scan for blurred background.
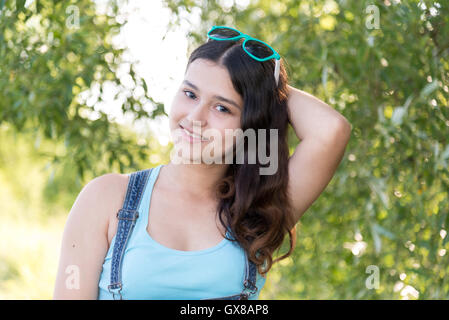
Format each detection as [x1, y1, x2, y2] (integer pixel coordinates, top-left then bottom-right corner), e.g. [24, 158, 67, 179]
[0, 0, 448, 299]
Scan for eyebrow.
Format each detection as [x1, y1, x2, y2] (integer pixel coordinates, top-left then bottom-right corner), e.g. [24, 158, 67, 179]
[183, 80, 242, 110]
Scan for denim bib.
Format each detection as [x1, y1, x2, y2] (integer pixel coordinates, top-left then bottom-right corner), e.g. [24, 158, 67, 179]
[107, 168, 260, 300]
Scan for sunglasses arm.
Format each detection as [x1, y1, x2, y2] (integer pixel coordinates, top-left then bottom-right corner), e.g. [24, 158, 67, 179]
[274, 58, 280, 87]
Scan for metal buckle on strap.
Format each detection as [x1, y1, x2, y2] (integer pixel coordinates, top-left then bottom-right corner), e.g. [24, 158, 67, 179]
[108, 283, 123, 300]
[116, 209, 139, 221]
[243, 279, 258, 295]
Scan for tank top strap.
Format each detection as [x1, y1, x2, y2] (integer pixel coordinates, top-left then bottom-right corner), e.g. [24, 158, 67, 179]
[134, 164, 163, 239]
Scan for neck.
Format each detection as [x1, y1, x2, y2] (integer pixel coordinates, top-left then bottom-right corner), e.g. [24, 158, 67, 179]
[162, 161, 229, 200]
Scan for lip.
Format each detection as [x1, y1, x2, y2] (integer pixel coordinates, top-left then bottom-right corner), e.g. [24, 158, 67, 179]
[179, 124, 209, 142]
[180, 124, 195, 134]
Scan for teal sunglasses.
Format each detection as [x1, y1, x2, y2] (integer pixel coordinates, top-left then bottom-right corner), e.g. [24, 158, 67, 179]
[207, 25, 281, 87]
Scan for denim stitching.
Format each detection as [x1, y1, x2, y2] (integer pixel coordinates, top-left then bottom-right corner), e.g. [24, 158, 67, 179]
[109, 176, 137, 293]
[108, 174, 135, 295]
[110, 173, 138, 290]
[244, 260, 258, 295]
[109, 169, 150, 299]
[108, 169, 151, 299]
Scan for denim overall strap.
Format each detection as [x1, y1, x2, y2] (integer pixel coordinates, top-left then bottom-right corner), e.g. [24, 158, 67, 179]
[107, 168, 151, 300]
[241, 250, 259, 299]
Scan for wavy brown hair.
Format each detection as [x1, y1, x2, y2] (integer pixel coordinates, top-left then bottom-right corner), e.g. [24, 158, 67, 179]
[186, 34, 297, 278]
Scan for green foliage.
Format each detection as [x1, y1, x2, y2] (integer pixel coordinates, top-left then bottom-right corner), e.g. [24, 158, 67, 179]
[0, 0, 167, 181]
[0, 0, 172, 298]
[162, 0, 449, 299]
[0, 118, 171, 299]
[1, 0, 448, 299]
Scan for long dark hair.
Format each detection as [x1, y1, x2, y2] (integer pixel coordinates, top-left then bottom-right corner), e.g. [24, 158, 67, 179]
[186, 35, 297, 277]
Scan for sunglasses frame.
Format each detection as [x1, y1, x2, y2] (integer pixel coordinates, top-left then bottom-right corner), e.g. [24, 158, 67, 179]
[207, 25, 281, 86]
[207, 25, 281, 62]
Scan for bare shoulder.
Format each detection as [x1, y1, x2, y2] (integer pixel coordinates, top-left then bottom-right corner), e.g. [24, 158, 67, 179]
[71, 172, 131, 249]
[53, 172, 129, 299]
[67, 172, 129, 227]
[86, 173, 130, 245]
[79, 172, 129, 212]
[85, 173, 130, 205]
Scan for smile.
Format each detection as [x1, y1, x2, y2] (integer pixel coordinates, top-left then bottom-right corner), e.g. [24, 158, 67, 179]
[180, 125, 210, 142]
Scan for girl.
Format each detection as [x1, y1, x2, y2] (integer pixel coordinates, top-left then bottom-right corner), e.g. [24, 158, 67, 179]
[53, 26, 351, 300]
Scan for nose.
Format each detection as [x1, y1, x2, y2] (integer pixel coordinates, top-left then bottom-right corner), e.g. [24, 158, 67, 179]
[186, 101, 208, 128]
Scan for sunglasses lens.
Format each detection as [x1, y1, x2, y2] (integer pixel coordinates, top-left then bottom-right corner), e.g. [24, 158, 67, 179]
[244, 40, 274, 59]
[209, 27, 240, 39]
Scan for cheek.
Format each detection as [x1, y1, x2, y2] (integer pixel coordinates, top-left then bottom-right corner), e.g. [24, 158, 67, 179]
[168, 95, 186, 127]
[215, 123, 241, 147]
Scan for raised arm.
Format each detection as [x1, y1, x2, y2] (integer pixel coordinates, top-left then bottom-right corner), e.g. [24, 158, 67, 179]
[286, 84, 352, 225]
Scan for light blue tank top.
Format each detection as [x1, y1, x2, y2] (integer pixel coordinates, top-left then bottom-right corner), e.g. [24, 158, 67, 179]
[97, 164, 267, 300]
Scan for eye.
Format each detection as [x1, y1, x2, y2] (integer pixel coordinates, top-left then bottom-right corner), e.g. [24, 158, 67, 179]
[183, 90, 196, 99]
[216, 104, 231, 114]
[183, 90, 231, 114]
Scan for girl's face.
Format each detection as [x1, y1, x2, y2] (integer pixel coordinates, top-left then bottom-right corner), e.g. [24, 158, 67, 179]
[169, 58, 244, 163]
